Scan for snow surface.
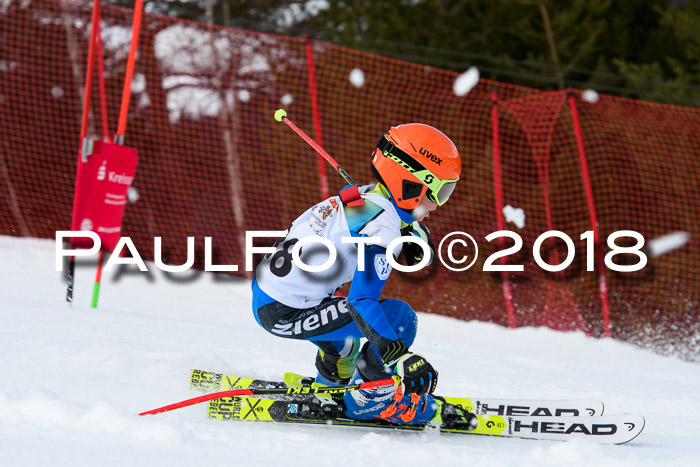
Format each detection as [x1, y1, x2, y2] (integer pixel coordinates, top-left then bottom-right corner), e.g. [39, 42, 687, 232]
[1, 236, 699, 467]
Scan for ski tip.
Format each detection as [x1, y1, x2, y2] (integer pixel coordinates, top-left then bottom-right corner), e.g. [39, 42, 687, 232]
[586, 400, 605, 416]
[615, 414, 646, 445]
[274, 109, 287, 122]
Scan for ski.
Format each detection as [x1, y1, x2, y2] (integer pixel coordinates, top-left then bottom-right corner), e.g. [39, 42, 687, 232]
[141, 376, 395, 416]
[204, 394, 644, 444]
[190, 369, 605, 417]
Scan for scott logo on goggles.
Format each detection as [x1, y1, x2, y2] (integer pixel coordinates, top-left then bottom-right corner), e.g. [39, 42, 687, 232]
[419, 147, 442, 165]
[385, 152, 437, 186]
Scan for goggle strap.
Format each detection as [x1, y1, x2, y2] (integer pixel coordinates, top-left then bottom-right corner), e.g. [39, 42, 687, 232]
[376, 136, 426, 174]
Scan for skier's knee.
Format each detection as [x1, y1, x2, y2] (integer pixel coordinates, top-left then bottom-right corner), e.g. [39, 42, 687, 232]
[379, 299, 418, 347]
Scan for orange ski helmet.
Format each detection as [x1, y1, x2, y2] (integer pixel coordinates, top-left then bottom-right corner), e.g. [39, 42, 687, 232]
[371, 123, 461, 210]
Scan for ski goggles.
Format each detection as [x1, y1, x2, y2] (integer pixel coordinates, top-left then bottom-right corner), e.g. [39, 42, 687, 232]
[376, 135, 459, 206]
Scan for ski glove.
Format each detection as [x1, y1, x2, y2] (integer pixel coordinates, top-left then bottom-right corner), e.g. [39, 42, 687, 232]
[401, 222, 434, 267]
[389, 352, 439, 396]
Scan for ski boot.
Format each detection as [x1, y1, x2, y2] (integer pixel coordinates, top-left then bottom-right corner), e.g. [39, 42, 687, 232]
[430, 396, 478, 430]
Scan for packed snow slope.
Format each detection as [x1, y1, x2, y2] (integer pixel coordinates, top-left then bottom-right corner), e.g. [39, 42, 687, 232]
[1, 237, 698, 467]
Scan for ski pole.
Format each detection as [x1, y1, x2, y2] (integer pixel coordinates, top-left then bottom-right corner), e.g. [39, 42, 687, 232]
[139, 376, 398, 416]
[274, 109, 357, 186]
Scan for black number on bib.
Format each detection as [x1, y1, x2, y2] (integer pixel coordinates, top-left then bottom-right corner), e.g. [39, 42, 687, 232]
[269, 238, 299, 277]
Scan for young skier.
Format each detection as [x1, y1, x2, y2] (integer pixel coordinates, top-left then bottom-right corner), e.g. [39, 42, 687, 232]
[251, 123, 477, 429]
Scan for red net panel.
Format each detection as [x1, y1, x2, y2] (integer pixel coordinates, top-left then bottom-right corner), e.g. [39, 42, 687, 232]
[0, 0, 698, 359]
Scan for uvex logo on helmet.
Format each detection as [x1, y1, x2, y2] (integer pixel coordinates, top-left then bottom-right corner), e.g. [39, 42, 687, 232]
[419, 148, 442, 165]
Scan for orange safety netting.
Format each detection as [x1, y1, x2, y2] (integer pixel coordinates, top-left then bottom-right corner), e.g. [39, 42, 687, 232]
[1, 0, 698, 358]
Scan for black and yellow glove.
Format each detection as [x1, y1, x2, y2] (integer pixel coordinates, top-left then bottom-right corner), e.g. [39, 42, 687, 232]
[387, 350, 439, 396]
[401, 222, 434, 266]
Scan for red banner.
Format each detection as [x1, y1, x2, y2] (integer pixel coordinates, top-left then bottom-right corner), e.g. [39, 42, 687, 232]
[71, 140, 138, 252]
